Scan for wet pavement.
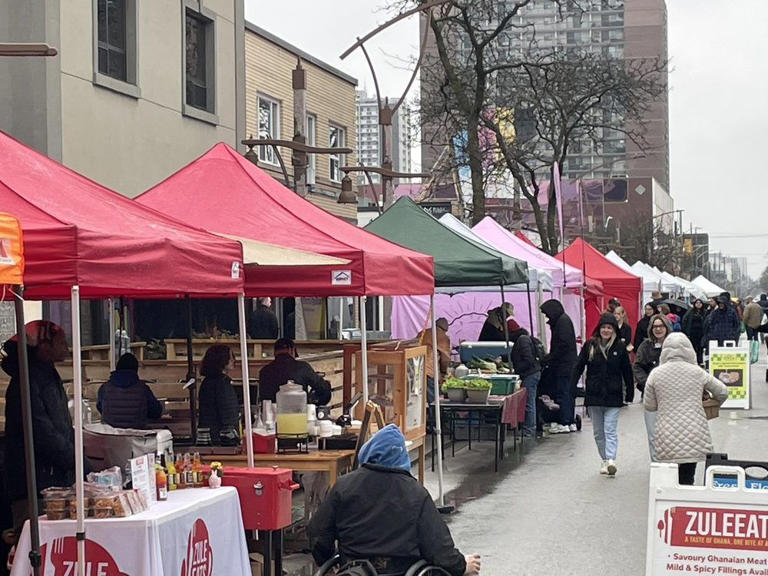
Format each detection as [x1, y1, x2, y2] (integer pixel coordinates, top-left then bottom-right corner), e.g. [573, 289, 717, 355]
[284, 344, 768, 576]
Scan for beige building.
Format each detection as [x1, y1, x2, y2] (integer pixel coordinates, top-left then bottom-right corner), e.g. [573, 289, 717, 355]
[0, 0, 246, 198]
[244, 23, 358, 220]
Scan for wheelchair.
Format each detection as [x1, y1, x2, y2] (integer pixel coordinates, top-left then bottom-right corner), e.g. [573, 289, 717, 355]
[313, 554, 452, 576]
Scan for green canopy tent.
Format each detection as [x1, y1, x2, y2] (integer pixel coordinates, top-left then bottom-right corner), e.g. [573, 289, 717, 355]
[365, 196, 529, 510]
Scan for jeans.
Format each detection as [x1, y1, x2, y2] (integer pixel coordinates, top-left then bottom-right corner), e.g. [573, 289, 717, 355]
[522, 372, 541, 436]
[746, 327, 757, 341]
[590, 406, 620, 461]
[644, 409, 657, 461]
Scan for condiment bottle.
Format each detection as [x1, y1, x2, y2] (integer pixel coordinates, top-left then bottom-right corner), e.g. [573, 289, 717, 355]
[192, 452, 202, 487]
[175, 453, 186, 489]
[183, 453, 193, 486]
[166, 456, 177, 491]
[155, 464, 168, 501]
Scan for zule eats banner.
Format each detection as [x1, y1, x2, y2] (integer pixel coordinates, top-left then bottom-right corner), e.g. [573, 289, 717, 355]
[0, 212, 24, 286]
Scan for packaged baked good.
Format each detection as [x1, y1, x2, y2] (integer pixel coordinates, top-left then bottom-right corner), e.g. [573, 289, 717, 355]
[42, 487, 72, 520]
[45, 509, 69, 521]
[111, 493, 132, 518]
[124, 491, 142, 515]
[92, 505, 114, 519]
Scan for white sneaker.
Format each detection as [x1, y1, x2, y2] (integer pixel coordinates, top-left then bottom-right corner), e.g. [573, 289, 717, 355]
[600, 460, 609, 475]
[569, 423, 578, 432]
[551, 424, 571, 434]
[606, 460, 617, 476]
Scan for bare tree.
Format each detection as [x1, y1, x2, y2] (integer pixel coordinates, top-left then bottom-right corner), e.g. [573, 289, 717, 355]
[404, 0, 665, 253]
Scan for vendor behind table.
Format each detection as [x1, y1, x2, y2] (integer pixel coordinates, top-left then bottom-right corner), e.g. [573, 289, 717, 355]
[97, 352, 163, 430]
[258, 338, 331, 406]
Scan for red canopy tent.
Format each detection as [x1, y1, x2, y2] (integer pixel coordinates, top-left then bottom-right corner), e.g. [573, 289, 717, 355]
[557, 238, 642, 336]
[135, 143, 435, 297]
[0, 132, 244, 299]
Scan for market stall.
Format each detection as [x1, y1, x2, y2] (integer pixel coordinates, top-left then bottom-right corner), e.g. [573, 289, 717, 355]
[557, 239, 643, 336]
[364, 197, 529, 506]
[691, 275, 726, 298]
[0, 130, 253, 576]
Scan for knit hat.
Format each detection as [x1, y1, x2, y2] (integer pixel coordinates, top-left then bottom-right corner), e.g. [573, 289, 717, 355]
[595, 312, 619, 334]
[507, 318, 522, 333]
[9, 320, 64, 347]
[116, 352, 139, 372]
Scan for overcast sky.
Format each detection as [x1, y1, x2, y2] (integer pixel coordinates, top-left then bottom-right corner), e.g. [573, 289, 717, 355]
[246, 1, 768, 278]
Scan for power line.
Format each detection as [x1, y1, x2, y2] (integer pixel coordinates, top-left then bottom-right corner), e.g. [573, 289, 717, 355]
[709, 233, 768, 238]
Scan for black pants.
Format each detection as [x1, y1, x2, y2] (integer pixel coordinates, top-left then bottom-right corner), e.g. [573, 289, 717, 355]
[678, 462, 697, 486]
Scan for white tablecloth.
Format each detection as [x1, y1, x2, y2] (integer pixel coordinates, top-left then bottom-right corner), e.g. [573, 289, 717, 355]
[11, 487, 250, 576]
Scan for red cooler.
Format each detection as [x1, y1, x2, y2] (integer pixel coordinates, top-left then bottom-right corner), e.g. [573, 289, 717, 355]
[222, 467, 298, 530]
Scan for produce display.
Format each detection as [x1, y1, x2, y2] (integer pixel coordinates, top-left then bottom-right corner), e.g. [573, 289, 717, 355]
[466, 356, 511, 374]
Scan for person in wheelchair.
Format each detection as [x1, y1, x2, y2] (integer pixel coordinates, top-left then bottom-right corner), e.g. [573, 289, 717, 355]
[309, 425, 481, 576]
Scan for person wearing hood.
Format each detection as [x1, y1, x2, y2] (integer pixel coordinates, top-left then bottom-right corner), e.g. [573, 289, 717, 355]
[702, 294, 740, 351]
[309, 425, 480, 576]
[97, 353, 163, 429]
[682, 299, 706, 365]
[478, 303, 514, 342]
[507, 319, 541, 437]
[539, 299, 578, 433]
[1, 321, 82, 538]
[644, 333, 728, 485]
[571, 314, 633, 477]
[633, 302, 657, 351]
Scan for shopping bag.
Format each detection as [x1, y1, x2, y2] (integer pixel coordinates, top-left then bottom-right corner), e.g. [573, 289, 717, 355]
[750, 339, 759, 364]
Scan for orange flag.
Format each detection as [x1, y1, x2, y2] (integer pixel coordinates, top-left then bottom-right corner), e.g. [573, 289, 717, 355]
[0, 212, 24, 286]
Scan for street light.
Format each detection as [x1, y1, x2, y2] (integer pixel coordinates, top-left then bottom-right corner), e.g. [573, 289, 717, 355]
[338, 174, 357, 204]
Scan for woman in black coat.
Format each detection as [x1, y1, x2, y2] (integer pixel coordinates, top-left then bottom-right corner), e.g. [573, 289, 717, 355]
[571, 313, 633, 478]
[633, 302, 657, 351]
[681, 298, 706, 365]
[613, 305, 633, 352]
[197, 344, 240, 445]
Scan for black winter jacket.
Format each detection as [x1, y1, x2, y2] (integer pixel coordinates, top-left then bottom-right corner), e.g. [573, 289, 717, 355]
[97, 370, 163, 429]
[634, 315, 651, 350]
[571, 339, 633, 408]
[197, 373, 240, 445]
[258, 354, 332, 405]
[540, 300, 577, 369]
[703, 306, 740, 346]
[633, 339, 663, 393]
[617, 323, 632, 349]
[309, 464, 466, 576]
[509, 329, 540, 379]
[2, 341, 76, 501]
[681, 309, 705, 351]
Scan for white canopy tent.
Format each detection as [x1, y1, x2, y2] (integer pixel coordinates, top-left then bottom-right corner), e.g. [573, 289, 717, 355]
[605, 250, 635, 274]
[692, 275, 726, 297]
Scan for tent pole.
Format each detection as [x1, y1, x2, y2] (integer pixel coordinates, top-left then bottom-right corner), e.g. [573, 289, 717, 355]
[500, 285, 511, 365]
[14, 287, 41, 576]
[71, 286, 85, 576]
[579, 286, 586, 343]
[237, 293, 254, 467]
[360, 296, 369, 405]
[108, 298, 116, 371]
[430, 295, 451, 512]
[184, 295, 197, 444]
[525, 280, 534, 333]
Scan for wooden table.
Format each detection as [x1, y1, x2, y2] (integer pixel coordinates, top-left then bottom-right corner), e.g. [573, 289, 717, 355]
[202, 450, 356, 486]
[201, 437, 426, 486]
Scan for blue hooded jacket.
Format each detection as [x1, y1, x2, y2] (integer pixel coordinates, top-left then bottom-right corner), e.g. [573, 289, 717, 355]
[358, 424, 411, 473]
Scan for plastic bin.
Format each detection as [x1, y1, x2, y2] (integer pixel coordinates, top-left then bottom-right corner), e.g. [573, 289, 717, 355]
[460, 374, 519, 396]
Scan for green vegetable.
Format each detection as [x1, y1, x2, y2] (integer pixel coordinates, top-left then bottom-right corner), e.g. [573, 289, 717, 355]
[442, 377, 467, 390]
[468, 356, 497, 372]
[463, 378, 492, 390]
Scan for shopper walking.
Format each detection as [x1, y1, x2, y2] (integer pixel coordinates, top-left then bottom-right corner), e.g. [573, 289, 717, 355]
[571, 313, 633, 477]
[644, 333, 728, 485]
[508, 319, 541, 438]
[613, 305, 633, 352]
[634, 314, 672, 460]
[634, 302, 657, 351]
[743, 296, 763, 342]
[681, 299, 706, 365]
[702, 294, 740, 350]
[540, 299, 578, 433]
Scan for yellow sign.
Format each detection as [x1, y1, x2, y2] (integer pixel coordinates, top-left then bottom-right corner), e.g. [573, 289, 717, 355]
[709, 347, 750, 409]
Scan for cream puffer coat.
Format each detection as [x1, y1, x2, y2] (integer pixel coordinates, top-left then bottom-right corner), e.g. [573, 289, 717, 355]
[644, 333, 728, 463]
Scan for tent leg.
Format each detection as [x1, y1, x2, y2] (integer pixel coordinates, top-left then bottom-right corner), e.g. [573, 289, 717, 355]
[430, 296, 452, 513]
[500, 285, 511, 365]
[185, 295, 197, 444]
[108, 298, 116, 371]
[525, 281, 534, 333]
[71, 286, 85, 576]
[238, 294, 254, 468]
[360, 297, 369, 405]
[579, 286, 586, 343]
[14, 287, 41, 576]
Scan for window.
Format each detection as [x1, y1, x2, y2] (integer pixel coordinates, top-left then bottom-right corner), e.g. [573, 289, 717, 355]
[185, 7, 215, 115]
[258, 96, 280, 165]
[97, 0, 126, 80]
[306, 114, 317, 185]
[329, 125, 346, 183]
[93, 0, 138, 95]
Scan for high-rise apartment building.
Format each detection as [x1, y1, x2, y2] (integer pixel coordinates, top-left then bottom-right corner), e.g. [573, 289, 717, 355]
[420, 0, 669, 191]
[355, 91, 413, 186]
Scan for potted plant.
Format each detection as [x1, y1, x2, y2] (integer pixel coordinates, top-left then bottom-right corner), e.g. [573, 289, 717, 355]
[442, 378, 467, 403]
[464, 379, 492, 404]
